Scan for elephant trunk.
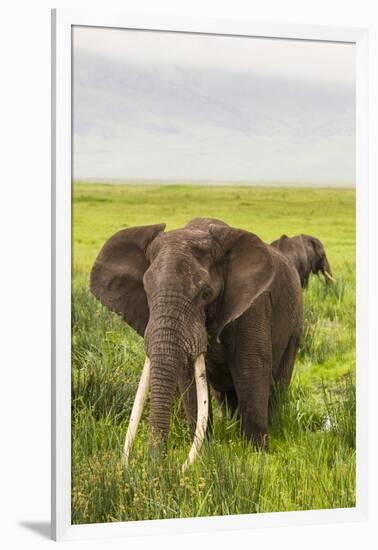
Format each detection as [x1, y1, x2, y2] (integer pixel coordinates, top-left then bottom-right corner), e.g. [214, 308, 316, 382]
[148, 340, 183, 447]
[121, 334, 183, 464]
[145, 294, 207, 445]
[148, 346, 209, 467]
[122, 295, 209, 467]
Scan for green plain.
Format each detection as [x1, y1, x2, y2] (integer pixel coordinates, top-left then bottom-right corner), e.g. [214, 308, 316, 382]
[72, 183, 355, 524]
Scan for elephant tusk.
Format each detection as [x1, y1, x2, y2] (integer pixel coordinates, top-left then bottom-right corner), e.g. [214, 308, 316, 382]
[122, 357, 151, 465]
[324, 270, 336, 283]
[182, 354, 209, 472]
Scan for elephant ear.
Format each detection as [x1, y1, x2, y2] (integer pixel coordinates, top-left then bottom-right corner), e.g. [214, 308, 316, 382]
[303, 235, 323, 272]
[90, 224, 166, 336]
[209, 224, 275, 339]
[271, 234, 289, 251]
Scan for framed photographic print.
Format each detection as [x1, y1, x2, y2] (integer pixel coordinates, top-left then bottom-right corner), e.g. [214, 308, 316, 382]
[51, 9, 369, 541]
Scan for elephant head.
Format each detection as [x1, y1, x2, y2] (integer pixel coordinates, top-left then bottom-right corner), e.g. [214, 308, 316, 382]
[302, 234, 334, 283]
[90, 218, 275, 468]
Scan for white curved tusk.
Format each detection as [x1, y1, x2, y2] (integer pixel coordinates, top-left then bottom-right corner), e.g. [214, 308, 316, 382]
[122, 357, 151, 465]
[324, 270, 336, 283]
[182, 354, 209, 472]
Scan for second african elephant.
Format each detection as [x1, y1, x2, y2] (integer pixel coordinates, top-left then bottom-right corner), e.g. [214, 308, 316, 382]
[270, 234, 334, 289]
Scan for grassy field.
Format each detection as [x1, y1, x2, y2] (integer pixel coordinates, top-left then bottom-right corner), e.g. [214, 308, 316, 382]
[72, 183, 356, 524]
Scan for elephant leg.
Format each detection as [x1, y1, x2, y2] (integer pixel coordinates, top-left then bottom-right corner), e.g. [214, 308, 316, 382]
[232, 364, 271, 449]
[215, 389, 239, 419]
[178, 365, 213, 437]
[269, 334, 300, 418]
[228, 305, 272, 450]
[275, 333, 300, 387]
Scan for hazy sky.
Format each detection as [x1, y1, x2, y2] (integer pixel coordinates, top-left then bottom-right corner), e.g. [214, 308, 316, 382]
[72, 26, 355, 186]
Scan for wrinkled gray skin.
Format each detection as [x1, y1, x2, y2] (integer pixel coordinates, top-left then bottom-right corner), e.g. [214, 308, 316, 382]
[90, 218, 303, 450]
[270, 234, 333, 289]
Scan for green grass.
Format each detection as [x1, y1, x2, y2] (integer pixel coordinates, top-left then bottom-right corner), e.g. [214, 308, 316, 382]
[72, 183, 355, 524]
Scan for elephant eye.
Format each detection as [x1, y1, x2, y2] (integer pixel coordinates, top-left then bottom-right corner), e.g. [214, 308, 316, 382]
[201, 286, 212, 301]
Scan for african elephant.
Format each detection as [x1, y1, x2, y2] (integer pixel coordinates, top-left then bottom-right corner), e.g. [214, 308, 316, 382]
[270, 234, 335, 289]
[90, 218, 303, 469]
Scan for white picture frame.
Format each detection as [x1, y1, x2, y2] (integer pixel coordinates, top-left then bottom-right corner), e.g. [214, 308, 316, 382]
[51, 8, 369, 541]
